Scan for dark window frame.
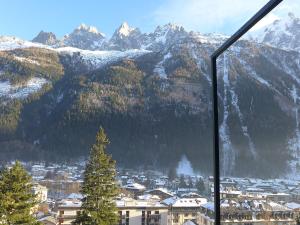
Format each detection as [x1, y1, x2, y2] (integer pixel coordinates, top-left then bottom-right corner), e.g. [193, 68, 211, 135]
[210, 0, 282, 224]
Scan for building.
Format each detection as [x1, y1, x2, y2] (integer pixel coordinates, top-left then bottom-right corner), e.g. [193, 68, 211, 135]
[266, 193, 291, 202]
[177, 188, 199, 197]
[55, 199, 82, 225]
[198, 202, 215, 225]
[32, 183, 48, 202]
[162, 197, 207, 225]
[199, 200, 296, 225]
[124, 182, 146, 198]
[146, 188, 174, 200]
[39, 216, 57, 225]
[53, 197, 168, 225]
[220, 190, 241, 199]
[117, 197, 169, 225]
[286, 202, 300, 220]
[182, 221, 198, 225]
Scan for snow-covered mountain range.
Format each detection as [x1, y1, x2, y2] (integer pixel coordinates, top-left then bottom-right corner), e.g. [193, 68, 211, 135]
[250, 12, 300, 52]
[29, 22, 216, 51]
[0, 13, 299, 178]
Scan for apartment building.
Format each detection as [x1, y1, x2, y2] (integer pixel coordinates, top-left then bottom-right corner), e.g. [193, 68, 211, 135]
[55, 199, 82, 225]
[199, 200, 296, 225]
[162, 197, 207, 225]
[32, 183, 48, 203]
[117, 197, 169, 225]
[54, 197, 168, 225]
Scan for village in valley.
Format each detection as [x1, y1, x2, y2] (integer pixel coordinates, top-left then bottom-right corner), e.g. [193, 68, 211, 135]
[1, 1, 300, 225]
[12, 160, 300, 225]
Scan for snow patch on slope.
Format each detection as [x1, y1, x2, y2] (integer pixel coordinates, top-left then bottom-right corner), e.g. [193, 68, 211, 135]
[176, 155, 195, 176]
[239, 59, 271, 87]
[219, 54, 236, 176]
[239, 58, 283, 97]
[0, 77, 47, 99]
[14, 56, 40, 65]
[55, 47, 150, 69]
[190, 46, 211, 83]
[288, 85, 300, 179]
[0, 36, 50, 51]
[153, 52, 172, 79]
[249, 13, 300, 52]
[228, 58, 257, 159]
[230, 86, 257, 159]
[192, 33, 228, 45]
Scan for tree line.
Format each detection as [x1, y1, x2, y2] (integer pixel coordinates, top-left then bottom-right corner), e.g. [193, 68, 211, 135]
[0, 127, 120, 225]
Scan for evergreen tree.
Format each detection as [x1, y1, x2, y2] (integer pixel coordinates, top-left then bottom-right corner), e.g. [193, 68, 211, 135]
[74, 127, 120, 225]
[168, 167, 177, 182]
[196, 179, 205, 194]
[188, 177, 194, 188]
[0, 161, 41, 225]
[179, 175, 188, 188]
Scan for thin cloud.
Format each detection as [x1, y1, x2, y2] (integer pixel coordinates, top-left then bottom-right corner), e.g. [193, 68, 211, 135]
[251, 13, 279, 31]
[153, 0, 299, 34]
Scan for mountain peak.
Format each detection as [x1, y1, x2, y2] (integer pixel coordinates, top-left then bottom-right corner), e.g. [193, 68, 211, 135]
[116, 22, 137, 37]
[155, 23, 184, 32]
[107, 22, 143, 50]
[76, 23, 104, 36]
[288, 12, 296, 20]
[250, 12, 300, 52]
[164, 22, 182, 30]
[32, 30, 58, 45]
[61, 24, 106, 50]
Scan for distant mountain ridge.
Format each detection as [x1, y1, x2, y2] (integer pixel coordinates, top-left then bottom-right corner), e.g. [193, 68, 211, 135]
[249, 12, 300, 52]
[32, 31, 58, 46]
[31, 22, 192, 51]
[0, 13, 299, 178]
[30, 15, 300, 53]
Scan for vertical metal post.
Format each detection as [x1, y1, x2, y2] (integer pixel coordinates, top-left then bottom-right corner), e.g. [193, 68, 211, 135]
[211, 55, 220, 225]
[210, 1, 283, 224]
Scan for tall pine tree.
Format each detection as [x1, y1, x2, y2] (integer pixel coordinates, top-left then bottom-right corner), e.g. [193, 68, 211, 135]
[196, 179, 205, 194]
[74, 127, 120, 225]
[0, 161, 41, 225]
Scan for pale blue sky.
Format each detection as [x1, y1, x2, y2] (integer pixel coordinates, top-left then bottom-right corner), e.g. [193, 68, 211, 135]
[0, 0, 298, 40]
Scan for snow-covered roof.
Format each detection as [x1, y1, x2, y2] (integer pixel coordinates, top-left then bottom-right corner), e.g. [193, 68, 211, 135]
[202, 202, 214, 211]
[58, 199, 82, 208]
[38, 215, 56, 224]
[183, 220, 197, 225]
[268, 201, 291, 211]
[124, 182, 146, 190]
[181, 192, 202, 198]
[162, 197, 207, 207]
[116, 197, 167, 208]
[286, 202, 300, 210]
[67, 193, 83, 199]
[204, 199, 292, 212]
[146, 188, 174, 196]
[178, 188, 198, 192]
[246, 187, 265, 192]
[220, 190, 242, 195]
[137, 194, 160, 201]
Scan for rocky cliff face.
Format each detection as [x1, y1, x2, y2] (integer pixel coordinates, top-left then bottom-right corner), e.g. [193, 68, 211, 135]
[251, 12, 300, 52]
[32, 31, 58, 46]
[1, 14, 300, 178]
[107, 22, 144, 50]
[61, 24, 106, 50]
